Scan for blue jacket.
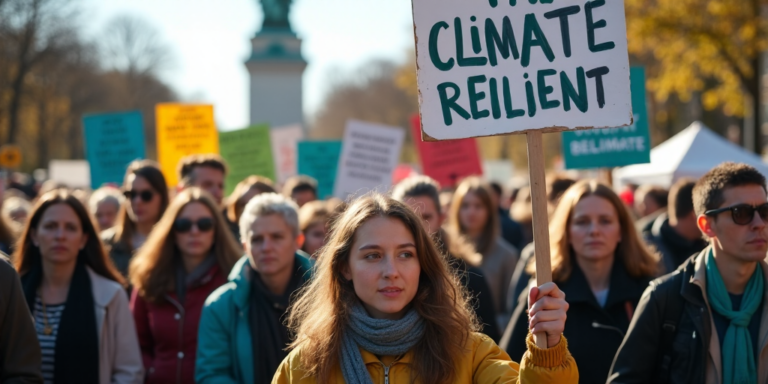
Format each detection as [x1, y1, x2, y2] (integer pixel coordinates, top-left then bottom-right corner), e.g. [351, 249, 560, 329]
[195, 253, 313, 384]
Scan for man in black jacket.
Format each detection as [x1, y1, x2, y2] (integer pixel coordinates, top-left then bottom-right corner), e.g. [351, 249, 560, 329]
[609, 162, 768, 383]
[642, 178, 708, 273]
[0, 253, 43, 383]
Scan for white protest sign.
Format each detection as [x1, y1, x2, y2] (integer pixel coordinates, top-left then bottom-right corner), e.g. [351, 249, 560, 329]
[270, 124, 304, 184]
[412, 0, 632, 140]
[49, 160, 91, 189]
[333, 120, 406, 199]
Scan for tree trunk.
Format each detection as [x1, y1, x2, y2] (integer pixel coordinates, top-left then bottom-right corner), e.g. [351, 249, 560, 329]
[748, 54, 762, 154]
[7, 63, 27, 145]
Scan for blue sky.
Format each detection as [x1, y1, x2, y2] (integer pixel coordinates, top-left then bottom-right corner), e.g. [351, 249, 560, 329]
[79, 0, 415, 131]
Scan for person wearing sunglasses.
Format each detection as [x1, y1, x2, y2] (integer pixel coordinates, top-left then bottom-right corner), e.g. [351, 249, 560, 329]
[196, 193, 314, 384]
[102, 160, 170, 278]
[129, 188, 241, 384]
[610, 162, 768, 384]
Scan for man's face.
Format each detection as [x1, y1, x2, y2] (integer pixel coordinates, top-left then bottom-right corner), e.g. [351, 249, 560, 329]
[191, 167, 225, 206]
[700, 185, 768, 263]
[244, 214, 300, 277]
[403, 195, 443, 234]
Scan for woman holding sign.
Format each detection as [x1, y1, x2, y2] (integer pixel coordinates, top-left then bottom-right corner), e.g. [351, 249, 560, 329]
[501, 180, 657, 384]
[272, 194, 578, 384]
[129, 188, 240, 384]
[448, 176, 519, 328]
[102, 160, 169, 278]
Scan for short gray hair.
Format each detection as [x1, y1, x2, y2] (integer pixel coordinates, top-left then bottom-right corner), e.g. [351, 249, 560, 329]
[88, 187, 124, 214]
[239, 192, 300, 240]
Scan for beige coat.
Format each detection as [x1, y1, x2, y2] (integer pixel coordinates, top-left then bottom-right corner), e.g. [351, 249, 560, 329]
[87, 267, 144, 384]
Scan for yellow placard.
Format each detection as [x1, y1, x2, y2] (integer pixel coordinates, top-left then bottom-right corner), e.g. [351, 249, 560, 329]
[156, 103, 220, 186]
[0, 145, 22, 168]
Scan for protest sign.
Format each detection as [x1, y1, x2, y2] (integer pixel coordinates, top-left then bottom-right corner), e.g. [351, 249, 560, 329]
[412, 0, 632, 140]
[83, 111, 146, 189]
[412, 0, 633, 348]
[270, 124, 304, 185]
[156, 104, 219, 186]
[411, 115, 482, 188]
[49, 160, 90, 189]
[333, 120, 405, 199]
[562, 67, 650, 169]
[297, 141, 342, 200]
[219, 125, 275, 196]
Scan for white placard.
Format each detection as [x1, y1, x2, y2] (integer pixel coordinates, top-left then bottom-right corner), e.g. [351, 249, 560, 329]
[333, 120, 406, 199]
[412, 0, 632, 140]
[270, 124, 304, 185]
[49, 160, 91, 189]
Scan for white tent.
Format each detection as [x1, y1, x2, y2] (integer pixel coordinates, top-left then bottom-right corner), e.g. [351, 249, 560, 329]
[613, 121, 768, 188]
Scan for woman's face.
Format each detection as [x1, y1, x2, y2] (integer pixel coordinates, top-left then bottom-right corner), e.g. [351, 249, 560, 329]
[302, 222, 327, 258]
[126, 175, 162, 225]
[95, 201, 119, 230]
[343, 216, 421, 320]
[569, 195, 622, 262]
[174, 202, 216, 259]
[459, 191, 489, 235]
[32, 203, 88, 265]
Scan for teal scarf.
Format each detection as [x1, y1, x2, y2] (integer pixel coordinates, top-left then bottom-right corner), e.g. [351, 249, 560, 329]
[706, 249, 764, 384]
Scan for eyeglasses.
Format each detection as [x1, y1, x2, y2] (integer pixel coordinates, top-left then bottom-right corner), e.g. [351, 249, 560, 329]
[173, 218, 214, 233]
[705, 203, 768, 225]
[123, 190, 155, 203]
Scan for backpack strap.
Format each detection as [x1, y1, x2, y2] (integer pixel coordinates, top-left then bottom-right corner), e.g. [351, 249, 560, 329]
[655, 273, 686, 383]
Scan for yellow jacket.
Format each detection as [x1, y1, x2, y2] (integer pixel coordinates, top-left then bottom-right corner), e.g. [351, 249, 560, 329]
[272, 332, 578, 383]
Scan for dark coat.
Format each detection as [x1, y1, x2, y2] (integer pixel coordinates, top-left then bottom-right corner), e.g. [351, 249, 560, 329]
[501, 257, 651, 384]
[101, 227, 134, 278]
[0, 255, 43, 384]
[641, 213, 707, 274]
[131, 264, 228, 384]
[454, 259, 501, 342]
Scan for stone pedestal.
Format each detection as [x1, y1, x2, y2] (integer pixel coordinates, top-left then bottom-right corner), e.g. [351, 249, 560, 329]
[245, 30, 306, 129]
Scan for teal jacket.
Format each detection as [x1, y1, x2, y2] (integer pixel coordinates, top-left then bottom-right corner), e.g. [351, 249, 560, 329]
[195, 253, 313, 384]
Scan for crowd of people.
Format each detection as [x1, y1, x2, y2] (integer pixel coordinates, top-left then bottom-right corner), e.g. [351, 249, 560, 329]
[0, 156, 766, 384]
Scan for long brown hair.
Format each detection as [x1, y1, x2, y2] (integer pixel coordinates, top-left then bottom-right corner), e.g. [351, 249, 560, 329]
[447, 176, 499, 255]
[0, 215, 16, 251]
[287, 194, 478, 384]
[529, 180, 658, 282]
[13, 189, 124, 284]
[113, 160, 170, 252]
[129, 188, 241, 303]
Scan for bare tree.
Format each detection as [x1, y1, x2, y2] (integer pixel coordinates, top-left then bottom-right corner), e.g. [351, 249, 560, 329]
[100, 15, 173, 78]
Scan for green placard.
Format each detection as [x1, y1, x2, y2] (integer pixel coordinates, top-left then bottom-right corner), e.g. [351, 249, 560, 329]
[219, 125, 275, 195]
[562, 67, 651, 170]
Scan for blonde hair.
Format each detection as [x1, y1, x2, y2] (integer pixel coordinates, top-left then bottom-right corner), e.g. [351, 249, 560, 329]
[287, 194, 477, 384]
[528, 180, 659, 282]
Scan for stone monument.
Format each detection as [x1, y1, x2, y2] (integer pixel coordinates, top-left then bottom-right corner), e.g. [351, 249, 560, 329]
[246, 0, 306, 128]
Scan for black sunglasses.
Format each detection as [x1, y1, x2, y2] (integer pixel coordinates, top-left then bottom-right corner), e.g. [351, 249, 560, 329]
[173, 218, 214, 233]
[123, 189, 155, 203]
[705, 203, 768, 225]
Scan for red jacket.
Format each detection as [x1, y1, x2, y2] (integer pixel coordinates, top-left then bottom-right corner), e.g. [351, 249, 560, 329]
[131, 264, 228, 384]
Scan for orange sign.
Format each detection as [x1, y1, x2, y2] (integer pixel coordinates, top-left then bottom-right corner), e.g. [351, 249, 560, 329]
[0, 145, 22, 168]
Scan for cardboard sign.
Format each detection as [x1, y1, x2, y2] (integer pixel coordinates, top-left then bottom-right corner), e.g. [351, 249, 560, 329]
[219, 125, 276, 196]
[411, 115, 482, 188]
[412, 0, 632, 140]
[270, 125, 304, 185]
[562, 67, 650, 169]
[156, 104, 219, 186]
[83, 111, 146, 189]
[333, 120, 406, 199]
[49, 160, 91, 189]
[297, 141, 342, 200]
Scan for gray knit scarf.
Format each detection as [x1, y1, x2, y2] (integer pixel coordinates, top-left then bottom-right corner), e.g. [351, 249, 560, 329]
[340, 303, 425, 384]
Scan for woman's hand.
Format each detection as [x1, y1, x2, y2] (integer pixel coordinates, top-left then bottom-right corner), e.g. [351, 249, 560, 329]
[527, 282, 568, 348]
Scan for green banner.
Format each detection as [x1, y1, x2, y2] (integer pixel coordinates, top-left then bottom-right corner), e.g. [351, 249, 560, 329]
[562, 67, 651, 170]
[219, 125, 275, 195]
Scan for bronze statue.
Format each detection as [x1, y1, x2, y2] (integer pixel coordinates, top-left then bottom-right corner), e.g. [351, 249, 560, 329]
[260, 0, 293, 30]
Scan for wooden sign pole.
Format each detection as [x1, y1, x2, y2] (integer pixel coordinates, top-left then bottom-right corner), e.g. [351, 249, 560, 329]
[526, 131, 553, 349]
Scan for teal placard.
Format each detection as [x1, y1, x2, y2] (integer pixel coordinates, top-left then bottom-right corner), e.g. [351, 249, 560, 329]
[297, 141, 342, 200]
[562, 67, 651, 170]
[83, 111, 146, 189]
